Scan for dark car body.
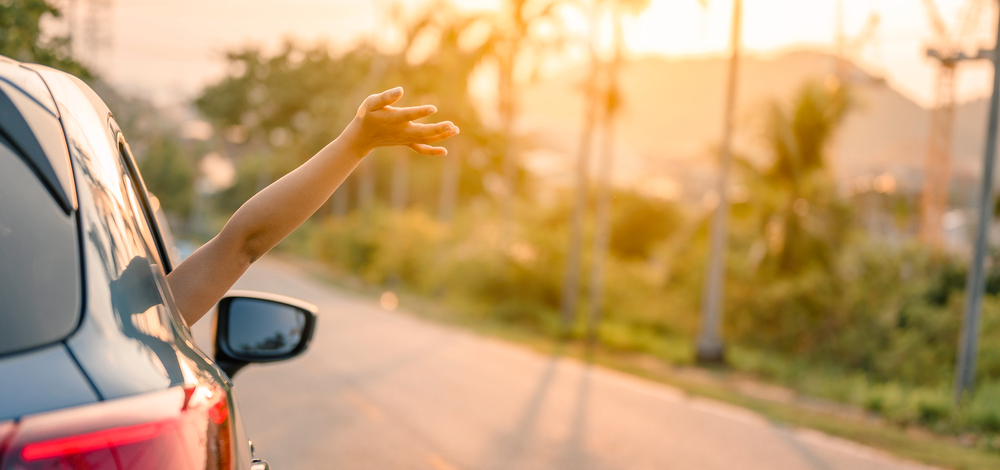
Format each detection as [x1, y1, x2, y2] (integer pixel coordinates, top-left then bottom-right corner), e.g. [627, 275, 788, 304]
[0, 57, 307, 469]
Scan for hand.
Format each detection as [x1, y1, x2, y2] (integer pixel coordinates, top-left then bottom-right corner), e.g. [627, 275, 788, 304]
[346, 86, 459, 156]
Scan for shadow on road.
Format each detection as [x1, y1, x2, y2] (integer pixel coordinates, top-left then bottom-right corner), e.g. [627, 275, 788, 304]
[481, 352, 560, 470]
[556, 364, 613, 470]
[478, 347, 614, 470]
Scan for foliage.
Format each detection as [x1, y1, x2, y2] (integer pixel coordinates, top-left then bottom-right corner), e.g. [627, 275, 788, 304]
[0, 0, 89, 77]
[287, 200, 1000, 436]
[137, 134, 194, 218]
[282, 78, 1000, 439]
[608, 190, 682, 259]
[0, 1, 194, 220]
[195, 7, 508, 213]
[750, 80, 853, 275]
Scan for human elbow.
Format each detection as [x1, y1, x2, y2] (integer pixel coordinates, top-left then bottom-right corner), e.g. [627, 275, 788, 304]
[241, 232, 270, 265]
[218, 217, 272, 268]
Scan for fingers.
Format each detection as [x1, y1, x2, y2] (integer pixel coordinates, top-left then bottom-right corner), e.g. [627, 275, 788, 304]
[418, 130, 459, 146]
[392, 105, 437, 122]
[408, 143, 448, 156]
[407, 121, 459, 140]
[405, 121, 458, 155]
[364, 87, 404, 112]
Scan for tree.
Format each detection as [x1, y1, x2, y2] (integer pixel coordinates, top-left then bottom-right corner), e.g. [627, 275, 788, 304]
[477, 0, 568, 231]
[395, 4, 498, 220]
[586, 0, 651, 339]
[138, 134, 194, 219]
[755, 80, 852, 275]
[723, 81, 854, 353]
[196, 42, 386, 207]
[561, 0, 603, 332]
[195, 11, 500, 219]
[0, 0, 89, 77]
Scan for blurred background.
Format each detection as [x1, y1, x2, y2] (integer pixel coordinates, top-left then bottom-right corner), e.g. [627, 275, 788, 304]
[8, 0, 1000, 465]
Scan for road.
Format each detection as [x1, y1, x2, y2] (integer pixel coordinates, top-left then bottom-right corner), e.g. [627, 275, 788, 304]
[191, 256, 937, 470]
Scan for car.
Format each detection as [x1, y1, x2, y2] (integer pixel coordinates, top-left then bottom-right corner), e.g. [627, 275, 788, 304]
[0, 55, 317, 469]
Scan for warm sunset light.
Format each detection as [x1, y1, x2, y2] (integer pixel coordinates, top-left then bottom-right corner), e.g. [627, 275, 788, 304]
[78, 0, 994, 107]
[7, 0, 1000, 468]
[620, 0, 995, 106]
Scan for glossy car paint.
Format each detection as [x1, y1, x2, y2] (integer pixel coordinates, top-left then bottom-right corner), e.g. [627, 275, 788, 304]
[0, 345, 97, 420]
[0, 58, 252, 468]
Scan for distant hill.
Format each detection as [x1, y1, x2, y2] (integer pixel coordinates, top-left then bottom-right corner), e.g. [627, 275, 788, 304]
[516, 50, 988, 201]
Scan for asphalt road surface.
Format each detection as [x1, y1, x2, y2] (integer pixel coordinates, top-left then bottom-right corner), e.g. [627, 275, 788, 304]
[191, 256, 937, 470]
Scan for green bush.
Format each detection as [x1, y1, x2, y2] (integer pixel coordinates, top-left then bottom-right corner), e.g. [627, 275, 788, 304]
[964, 381, 1000, 433]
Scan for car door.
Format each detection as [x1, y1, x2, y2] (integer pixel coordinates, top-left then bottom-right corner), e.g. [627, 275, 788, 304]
[36, 68, 255, 468]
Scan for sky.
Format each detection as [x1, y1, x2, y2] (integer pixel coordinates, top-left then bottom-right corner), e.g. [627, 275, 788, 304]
[54, 0, 999, 109]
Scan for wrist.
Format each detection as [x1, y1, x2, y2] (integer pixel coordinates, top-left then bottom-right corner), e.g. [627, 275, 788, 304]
[339, 118, 373, 158]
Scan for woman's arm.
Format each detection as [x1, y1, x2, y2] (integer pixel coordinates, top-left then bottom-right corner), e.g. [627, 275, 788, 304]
[166, 87, 459, 325]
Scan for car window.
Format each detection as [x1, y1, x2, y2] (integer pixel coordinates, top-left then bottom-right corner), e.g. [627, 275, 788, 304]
[116, 146, 193, 333]
[0, 140, 81, 356]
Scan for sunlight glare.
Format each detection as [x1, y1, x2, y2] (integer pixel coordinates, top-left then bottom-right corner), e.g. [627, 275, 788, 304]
[624, 0, 843, 57]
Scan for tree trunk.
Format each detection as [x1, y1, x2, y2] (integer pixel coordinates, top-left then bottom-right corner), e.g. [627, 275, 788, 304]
[499, 49, 517, 237]
[391, 150, 409, 211]
[587, 4, 623, 342]
[331, 177, 349, 216]
[561, 17, 602, 334]
[439, 152, 460, 223]
[358, 157, 375, 210]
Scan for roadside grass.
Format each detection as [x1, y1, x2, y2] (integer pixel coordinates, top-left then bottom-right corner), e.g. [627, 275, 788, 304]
[281, 252, 1000, 470]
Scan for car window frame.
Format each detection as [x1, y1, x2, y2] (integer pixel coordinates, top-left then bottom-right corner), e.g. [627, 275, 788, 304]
[112, 130, 174, 275]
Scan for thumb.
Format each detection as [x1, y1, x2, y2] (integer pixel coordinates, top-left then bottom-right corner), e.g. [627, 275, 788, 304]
[364, 87, 404, 112]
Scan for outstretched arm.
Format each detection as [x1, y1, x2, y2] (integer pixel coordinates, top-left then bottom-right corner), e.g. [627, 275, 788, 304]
[166, 87, 459, 325]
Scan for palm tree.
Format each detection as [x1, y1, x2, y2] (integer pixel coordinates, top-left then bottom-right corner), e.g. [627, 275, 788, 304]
[375, 2, 489, 214]
[562, 0, 654, 335]
[585, 0, 651, 340]
[753, 80, 852, 275]
[478, 0, 568, 233]
[561, 0, 603, 332]
[398, 4, 498, 221]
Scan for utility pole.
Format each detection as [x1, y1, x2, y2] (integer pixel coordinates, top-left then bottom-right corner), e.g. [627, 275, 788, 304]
[955, 16, 1000, 402]
[920, 0, 986, 246]
[696, 0, 741, 363]
[922, 55, 957, 246]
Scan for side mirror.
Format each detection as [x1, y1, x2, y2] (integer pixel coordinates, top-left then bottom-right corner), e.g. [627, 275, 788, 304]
[214, 290, 317, 378]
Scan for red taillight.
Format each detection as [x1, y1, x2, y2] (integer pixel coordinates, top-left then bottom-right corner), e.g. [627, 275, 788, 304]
[0, 384, 234, 470]
[20, 421, 164, 461]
